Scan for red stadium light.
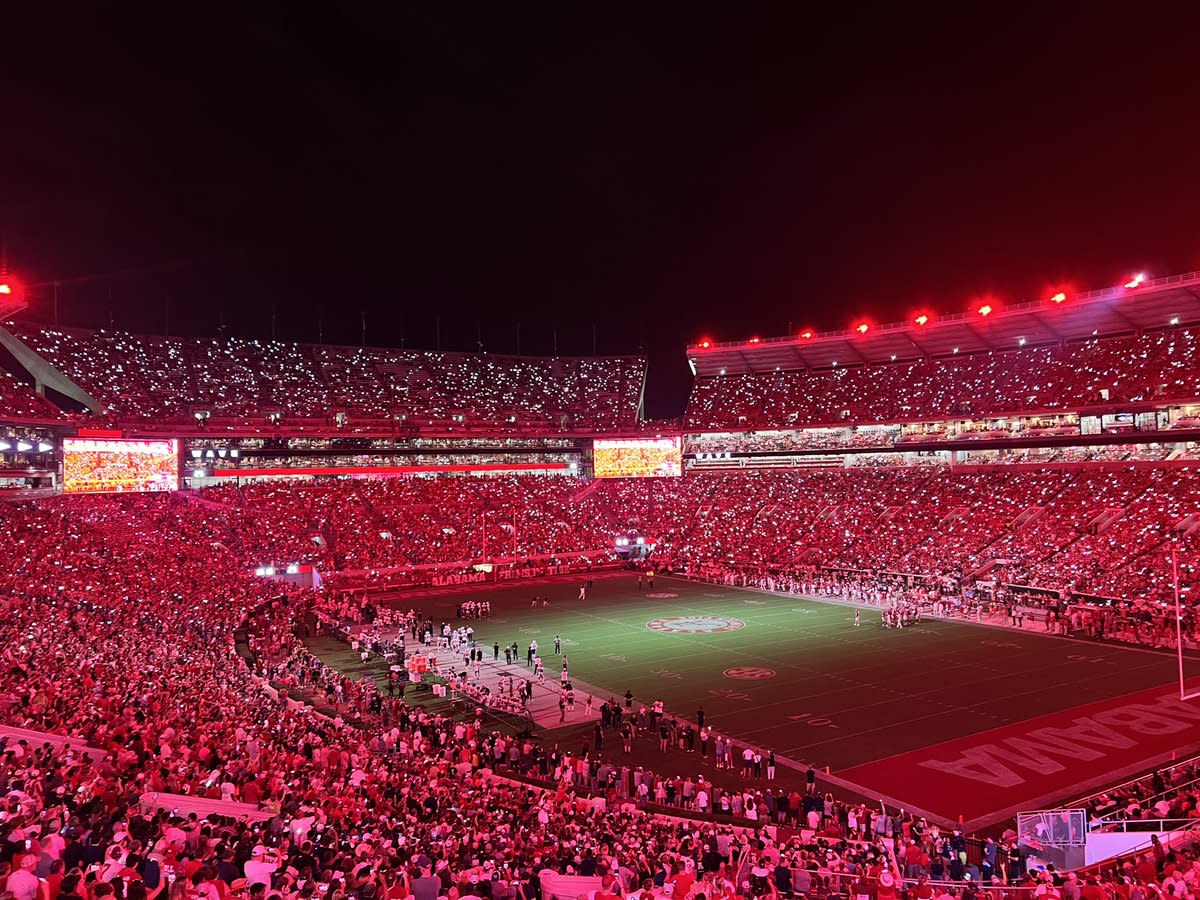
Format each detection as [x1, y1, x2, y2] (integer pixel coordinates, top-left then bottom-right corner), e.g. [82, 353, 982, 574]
[0, 284, 11, 295]
[914, 314, 929, 326]
[1049, 291, 1067, 304]
[748, 336, 761, 343]
[799, 329, 814, 339]
[699, 339, 712, 349]
[978, 304, 993, 317]
[1125, 272, 1146, 289]
[855, 322, 870, 334]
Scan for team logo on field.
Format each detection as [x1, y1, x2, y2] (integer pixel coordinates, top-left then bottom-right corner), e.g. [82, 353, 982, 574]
[646, 592, 678, 599]
[646, 615, 745, 634]
[724, 666, 775, 680]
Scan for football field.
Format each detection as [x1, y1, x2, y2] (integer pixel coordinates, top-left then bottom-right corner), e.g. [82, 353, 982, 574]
[380, 573, 1200, 828]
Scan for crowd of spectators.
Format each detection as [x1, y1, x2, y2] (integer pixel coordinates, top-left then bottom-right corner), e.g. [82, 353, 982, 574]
[0, 490, 940, 900]
[199, 476, 614, 577]
[0, 370, 63, 423]
[178, 464, 1200, 609]
[686, 329, 1200, 430]
[15, 323, 1200, 440]
[9, 327, 645, 432]
[8, 488, 1200, 900]
[200, 454, 577, 474]
[587, 467, 1200, 610]
[7, 475, 1200, 897]
[684, 430, 901, 455]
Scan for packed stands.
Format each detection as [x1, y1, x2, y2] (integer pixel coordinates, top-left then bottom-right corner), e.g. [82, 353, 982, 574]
[0, 492, 925, 900]
[202, 475, 616, 575]
[7, 476, 1200, 900]
[11, 302, 1200, 900]
[685, 329, 1200, 430]
[8, 326, 646, 432]
[0, 368, 63, 422]
[180, 465, 1200, 610]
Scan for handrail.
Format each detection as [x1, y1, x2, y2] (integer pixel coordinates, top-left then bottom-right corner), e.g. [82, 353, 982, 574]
[1090, 817, 1197, 833]
[1066, 753, 1200, 815]
[1071, 823, 1200, 881]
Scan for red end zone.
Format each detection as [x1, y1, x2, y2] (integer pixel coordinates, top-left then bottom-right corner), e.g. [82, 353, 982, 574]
[839, 680, 1200, 826]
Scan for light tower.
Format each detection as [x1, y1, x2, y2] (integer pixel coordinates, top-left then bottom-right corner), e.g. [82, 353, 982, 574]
[0, 279, 25, 320]
[0, 251, 26, 319]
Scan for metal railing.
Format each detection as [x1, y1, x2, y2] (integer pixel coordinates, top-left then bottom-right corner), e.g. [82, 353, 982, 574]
[1066, 752, 1200, 817]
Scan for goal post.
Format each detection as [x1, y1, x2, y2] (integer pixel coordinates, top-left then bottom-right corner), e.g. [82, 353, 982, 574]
[1175, 545, 1200, 702]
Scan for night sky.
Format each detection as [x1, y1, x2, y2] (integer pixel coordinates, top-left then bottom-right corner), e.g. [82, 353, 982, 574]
[3, 5, 1200, 416]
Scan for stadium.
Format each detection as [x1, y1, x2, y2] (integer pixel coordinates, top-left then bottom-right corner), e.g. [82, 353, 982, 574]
[5, 265, 1200, 891]
[6, 8, 1200, 900]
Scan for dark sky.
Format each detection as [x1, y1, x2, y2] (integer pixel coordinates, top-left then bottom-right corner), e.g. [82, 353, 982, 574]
[3, 4, 1200, 417]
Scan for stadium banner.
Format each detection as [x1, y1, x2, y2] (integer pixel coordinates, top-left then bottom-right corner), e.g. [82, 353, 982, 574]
[62, 437, 180, 494]
[593, 436, 682, 479]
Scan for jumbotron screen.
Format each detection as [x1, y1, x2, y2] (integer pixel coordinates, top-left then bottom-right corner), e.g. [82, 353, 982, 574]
[593, 437, 682, 479]
[62, 438, 180, 494]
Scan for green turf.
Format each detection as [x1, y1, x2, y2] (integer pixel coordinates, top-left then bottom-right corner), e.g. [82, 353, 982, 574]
[376, 574, 1181, 773]
[303, 633, 540, 735]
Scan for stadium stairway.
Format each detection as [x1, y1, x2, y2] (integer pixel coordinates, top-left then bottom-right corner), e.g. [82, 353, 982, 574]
[569, 478, 605, 503]
[180, 490, 239, 513]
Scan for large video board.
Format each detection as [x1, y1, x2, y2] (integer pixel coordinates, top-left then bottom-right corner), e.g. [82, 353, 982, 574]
[63, 438, 180, 494]
[593, 437, 682, 479]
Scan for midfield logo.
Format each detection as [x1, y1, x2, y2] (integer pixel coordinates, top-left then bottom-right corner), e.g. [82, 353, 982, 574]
[646, 615, 746, 634]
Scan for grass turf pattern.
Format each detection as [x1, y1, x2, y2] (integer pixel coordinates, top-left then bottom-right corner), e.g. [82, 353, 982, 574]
[387, 574, 1177, 773]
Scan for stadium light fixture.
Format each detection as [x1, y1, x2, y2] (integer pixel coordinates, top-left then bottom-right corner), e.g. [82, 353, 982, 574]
[749, 337, 760, 343]
[699, 339, 712, 349]
[1171, 316, 1181, 325]
[978, 304, 993, 316]
[799, 329, 814, 339]
[855, 322, 869, 334]
[1125, 272, 1146, 289]
[0, 284, 11, 295]
[914, 314, 929, 326]
[1018, 337, 1027, 346]
[1049, 291, 1067, 304]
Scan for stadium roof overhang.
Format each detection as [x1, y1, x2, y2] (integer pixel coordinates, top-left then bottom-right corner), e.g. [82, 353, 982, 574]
[686, 271, 1200, 377]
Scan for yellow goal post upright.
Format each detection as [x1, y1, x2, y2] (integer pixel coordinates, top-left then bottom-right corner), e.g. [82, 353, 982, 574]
[1175, 544, 1200, 702]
